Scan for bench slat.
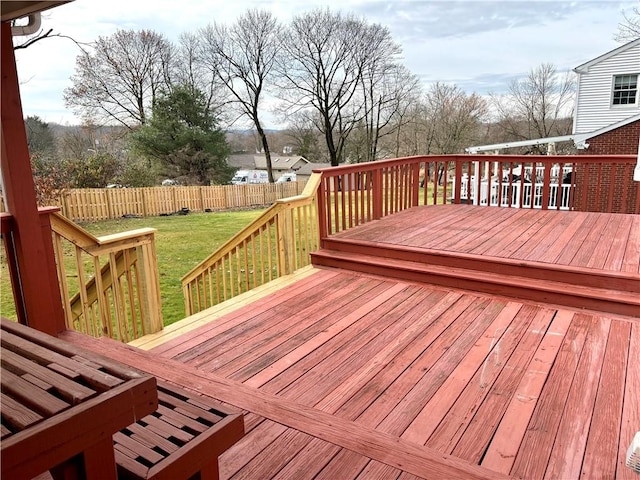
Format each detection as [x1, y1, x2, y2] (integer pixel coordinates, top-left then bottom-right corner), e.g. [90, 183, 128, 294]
[125, 423, 180, 454]
[0, 393, 43, 430]
[114, 431, 165, 464]
[0, 368, 69, 416]
[114, 382, 244, 480]
[156, 405, 208, 433]
[142, 415, 194, 443]
[158, 389, 224, 423]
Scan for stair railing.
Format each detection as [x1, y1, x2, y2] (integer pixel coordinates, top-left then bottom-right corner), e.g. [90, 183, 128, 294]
[181, 174, 321, 316]
[48, 211, 163, 341]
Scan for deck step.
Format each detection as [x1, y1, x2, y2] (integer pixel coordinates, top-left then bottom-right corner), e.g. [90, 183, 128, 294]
[311, 249, 640, 317]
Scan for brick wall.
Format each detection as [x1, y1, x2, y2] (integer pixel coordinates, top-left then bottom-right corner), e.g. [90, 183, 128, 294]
[574, 120, 639, 213]
[584, 120, 640, 155]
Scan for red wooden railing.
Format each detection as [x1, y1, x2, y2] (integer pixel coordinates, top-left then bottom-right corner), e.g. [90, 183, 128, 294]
[315, 154, 639, 237]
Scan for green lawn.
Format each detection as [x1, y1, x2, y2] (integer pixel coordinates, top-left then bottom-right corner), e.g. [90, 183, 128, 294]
[0, 209, 264, 326]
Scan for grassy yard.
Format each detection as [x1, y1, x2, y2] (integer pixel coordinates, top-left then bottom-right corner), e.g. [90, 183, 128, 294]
[0, 209, 264, 326]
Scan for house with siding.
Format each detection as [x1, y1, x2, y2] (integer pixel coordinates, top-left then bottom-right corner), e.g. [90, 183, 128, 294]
[468, 38, 640, 155]
[466, 38, 639, 212]
[253, 155, 309, 179]
[572, 37, 640, 155]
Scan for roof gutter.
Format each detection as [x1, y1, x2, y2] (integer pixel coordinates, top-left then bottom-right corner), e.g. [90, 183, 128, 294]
[11, 13, 41, 36]
[465, 134, 584, 154]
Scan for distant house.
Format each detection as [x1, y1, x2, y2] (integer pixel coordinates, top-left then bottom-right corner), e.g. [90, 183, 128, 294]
[467, 38, 640, 155]
[254, 155, 310, 179]
[295, 162, 332, 184]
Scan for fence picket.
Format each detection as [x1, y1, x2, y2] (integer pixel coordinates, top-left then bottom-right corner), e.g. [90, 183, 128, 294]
[13, 182, 306, 222]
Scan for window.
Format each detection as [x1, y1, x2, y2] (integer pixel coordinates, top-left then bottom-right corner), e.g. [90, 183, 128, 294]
[612, 74, 638, 105]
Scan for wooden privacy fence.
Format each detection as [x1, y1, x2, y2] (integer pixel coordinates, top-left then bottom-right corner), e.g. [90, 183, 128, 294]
[32, 182, 305, 222]
[182, 174, 321, 316]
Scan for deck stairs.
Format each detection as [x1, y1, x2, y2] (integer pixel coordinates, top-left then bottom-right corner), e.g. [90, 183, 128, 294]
[311, 236, 640, 317]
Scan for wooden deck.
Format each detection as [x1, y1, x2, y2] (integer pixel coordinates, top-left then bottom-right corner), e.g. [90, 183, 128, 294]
[90, 266, 639, 480]
[64, 205, 639, 480]
[313, 205, 640, 316]
[328, 205, 640, 273]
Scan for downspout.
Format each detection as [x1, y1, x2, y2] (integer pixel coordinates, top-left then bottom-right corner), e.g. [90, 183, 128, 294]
[634, 136, 640, 182]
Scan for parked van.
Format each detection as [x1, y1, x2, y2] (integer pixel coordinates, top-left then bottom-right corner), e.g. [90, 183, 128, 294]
[276, 172, 296, 183]
[230, 170, 269, 185]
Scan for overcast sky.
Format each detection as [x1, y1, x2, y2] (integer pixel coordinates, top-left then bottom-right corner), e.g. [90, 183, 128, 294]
[11, 0, 638, 128]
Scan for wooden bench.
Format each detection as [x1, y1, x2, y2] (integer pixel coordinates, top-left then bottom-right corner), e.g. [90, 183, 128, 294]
[114, 381, 244, 480]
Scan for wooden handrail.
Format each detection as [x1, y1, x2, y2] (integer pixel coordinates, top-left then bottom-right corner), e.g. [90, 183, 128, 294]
[315, 154, 639, 237]
[181, 174, 322, 316]
[46, 211, 163, 341]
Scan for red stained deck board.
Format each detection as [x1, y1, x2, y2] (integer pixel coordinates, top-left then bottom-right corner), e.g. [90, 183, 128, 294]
[229, 428, 312, 480]
[314, 448, 369, 480]
[174, 272, 352, 365]
[586, 214, 621, 269]
[330, 293, 475, 422]
[451, 307, 557, 463]
[509, 314, 593, 479]
[510, 211, 572, 261]
[236, 280, 404, 386]
[272, 286, 434, 403]
[481, 310, 574, 474]
[312, 290, 454, 415]
[604, 215, 633, 271]
[424, 304, 545, 454]
[520, 212, 585, 263]
[543, 315, 611, 480]
[580, 320, 631, 479]
[401, 301, 528, 445]
[211, 277, 395, 379]
[551, 212, 599, 265]
[247, 282, 411, 393]
[189, 274, 382, 371]
[334, 206, 637, 275]
[220, 419, 287, 479]
[270, 437, 341, 480]
[621, 215, 640, 273]
[567, 214, 612, 268]
[372, 299, 505, 437]
[354, 461, 402, 480]
[340, 295, 481, 430]
[436, 208, 520, 254]
[151, 269, 342, 358]
[472, 209, 533, 256]
[617, 322, 640, 480]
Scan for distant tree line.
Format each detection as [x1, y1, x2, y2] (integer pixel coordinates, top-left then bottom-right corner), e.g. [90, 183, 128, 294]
[25, 5, 601, 195]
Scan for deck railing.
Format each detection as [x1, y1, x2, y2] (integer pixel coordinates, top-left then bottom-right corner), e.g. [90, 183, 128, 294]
[47, 211, 163, 341]
[317, 154, 640, 236]
[180, 153, 637, 317]
[181, 174, 321, 316]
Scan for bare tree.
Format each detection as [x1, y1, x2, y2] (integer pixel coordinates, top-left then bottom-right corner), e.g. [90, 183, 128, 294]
[172, 32, 230, 125]
[490, 63, 574, 152]
[278, 9, 374, 166]
[284, 111, 325, 162]
[424, 83, 488, 154]
[360, 63, 421, 161]
[197, 10, 282, 182]
[64, 30, 173, 128]
[615, 3, 640, 42]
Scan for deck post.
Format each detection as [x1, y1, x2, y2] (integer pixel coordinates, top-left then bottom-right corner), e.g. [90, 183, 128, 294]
[373, 169, 383, 219]
[1, 22, 65, 334]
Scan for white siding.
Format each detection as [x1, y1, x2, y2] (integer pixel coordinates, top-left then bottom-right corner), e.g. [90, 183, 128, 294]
[574, 43, 640, 133]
